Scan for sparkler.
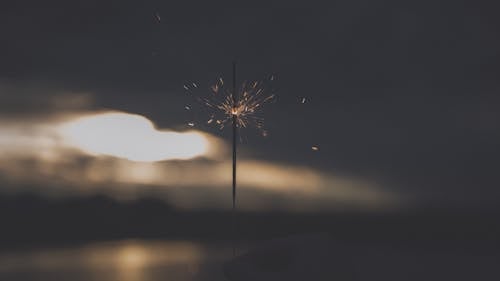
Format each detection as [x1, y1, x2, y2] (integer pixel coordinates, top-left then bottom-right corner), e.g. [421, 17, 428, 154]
[183, 63, 276, 254]
[199, 71, 275, 135]
[199, 63, 275, 212]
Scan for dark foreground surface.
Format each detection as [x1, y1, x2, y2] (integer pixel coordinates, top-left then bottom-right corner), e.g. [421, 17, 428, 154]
[0, 239, 234, 281]
[1, 194, 499, 280]
[225, 233, 500, 281]
[0, 235, 499, 281]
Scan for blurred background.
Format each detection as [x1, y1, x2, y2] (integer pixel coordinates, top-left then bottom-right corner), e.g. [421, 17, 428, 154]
[1, 0, 499, 280]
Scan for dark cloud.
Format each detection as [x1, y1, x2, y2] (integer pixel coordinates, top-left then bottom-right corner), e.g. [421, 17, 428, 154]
[0, 80, 94, 117]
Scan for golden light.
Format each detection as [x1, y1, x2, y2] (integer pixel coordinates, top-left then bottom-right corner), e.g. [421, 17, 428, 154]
[231, 107, 239, 115]
[58, 112, 210, 162]
[117, 245, 149, 269]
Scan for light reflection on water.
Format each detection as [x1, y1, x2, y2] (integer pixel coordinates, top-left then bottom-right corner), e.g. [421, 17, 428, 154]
[0, 240, 235, 281]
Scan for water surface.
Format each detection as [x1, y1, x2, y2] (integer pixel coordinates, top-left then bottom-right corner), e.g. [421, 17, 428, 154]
[0, 240, 233, 281]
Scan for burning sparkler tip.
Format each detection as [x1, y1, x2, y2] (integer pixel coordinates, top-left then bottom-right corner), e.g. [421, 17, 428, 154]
[183, 70, 275, 133]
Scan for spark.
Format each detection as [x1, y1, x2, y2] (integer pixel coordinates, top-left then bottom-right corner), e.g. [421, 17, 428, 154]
[188, 76, 275, 134]
[211, 84, 219, 93]
[185, 105, 191, 110]
[311, 146, 319, 151]
[301, 97, 306, 104]
[187, 122, 195, 127]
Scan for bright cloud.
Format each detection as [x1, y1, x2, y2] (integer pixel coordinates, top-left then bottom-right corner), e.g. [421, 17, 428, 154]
[58, 112, 211, 162]
[0, 110, 397, 211]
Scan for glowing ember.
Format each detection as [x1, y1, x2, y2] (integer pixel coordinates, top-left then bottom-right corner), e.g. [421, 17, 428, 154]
[231, 107, 239, 116]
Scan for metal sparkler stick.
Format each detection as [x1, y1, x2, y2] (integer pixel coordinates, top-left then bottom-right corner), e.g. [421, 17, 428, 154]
[231, 61, 238, 256]
[232, 62, 238, 213]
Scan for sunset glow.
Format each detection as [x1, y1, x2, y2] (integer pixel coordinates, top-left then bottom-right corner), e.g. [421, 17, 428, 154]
[59, 112, 210, 162]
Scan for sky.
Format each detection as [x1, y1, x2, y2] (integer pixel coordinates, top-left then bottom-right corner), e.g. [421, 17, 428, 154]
[1, 0, 499, 211]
